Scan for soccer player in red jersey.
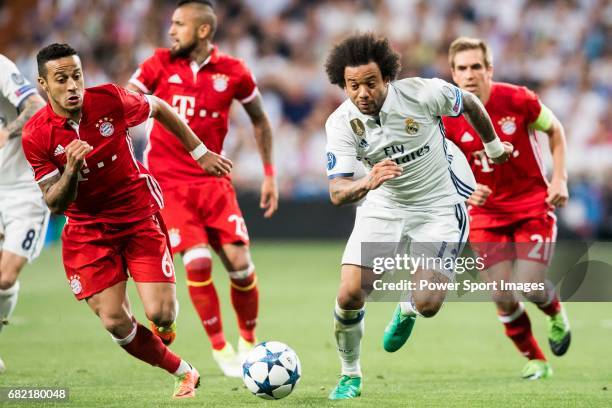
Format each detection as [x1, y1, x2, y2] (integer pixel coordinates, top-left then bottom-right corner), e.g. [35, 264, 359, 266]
[22, 43, 232, 398]
[127, 0, 277, 376]
[442, 37, 571, 380]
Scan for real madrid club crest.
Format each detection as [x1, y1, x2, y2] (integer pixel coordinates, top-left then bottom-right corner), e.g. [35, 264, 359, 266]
[349, 118, 365, 137]
[96, 117, 115, 137]
[212, 73, 229, 92]
[498, 116, 516, 135]
[404, 117, 419, 135]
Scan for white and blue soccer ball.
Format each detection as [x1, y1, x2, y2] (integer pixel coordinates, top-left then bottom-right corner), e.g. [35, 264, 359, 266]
[242, 341, 301, 400]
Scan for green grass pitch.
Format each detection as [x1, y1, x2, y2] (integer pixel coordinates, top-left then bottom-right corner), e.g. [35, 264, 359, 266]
[1, 241, 610, 407]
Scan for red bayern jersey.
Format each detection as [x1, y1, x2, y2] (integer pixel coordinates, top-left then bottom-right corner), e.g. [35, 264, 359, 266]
[442, 82, 551, 228]
[22, 84, 164, 224]
[129, 46, 257, 189]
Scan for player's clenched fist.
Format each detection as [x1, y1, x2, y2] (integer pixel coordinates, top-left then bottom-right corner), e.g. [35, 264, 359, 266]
[64, 139, 93, 175]
[546, 178, 569, 207]
[197, 151, 233, 177]
[490, 141, 514, 164]
[467, 183, 492, 207]
[365, 159, 402, 190]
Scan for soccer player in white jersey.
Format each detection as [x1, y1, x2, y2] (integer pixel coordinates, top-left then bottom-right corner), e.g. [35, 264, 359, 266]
[323, 33, 513, 399]
[0, 54, 47, 373]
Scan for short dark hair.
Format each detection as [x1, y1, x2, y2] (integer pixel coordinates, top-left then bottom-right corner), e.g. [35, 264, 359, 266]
[325, 33, 401, 88]
[37, 43, 78, 77]
[176, 0, 217, 39]
[177, 0, 214, 8]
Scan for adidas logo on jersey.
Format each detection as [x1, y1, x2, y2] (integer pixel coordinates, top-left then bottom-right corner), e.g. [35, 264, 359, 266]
[54, 144, 65, 156]
[461, 132, 474, 143]
[168, 74, 182, 84]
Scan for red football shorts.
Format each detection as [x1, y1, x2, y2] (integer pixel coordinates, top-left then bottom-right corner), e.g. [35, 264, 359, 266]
[160, 179, 250, 254]
[469, 211, 557, 268]
[62, 213, 176, 300]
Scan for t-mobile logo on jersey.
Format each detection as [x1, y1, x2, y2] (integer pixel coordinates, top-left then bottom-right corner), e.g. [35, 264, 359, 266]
[172, 95, 196, 120]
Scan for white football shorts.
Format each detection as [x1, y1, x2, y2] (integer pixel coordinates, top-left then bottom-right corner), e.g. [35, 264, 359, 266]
[341, 201, 469, 279]
[0, 192, 50, 262]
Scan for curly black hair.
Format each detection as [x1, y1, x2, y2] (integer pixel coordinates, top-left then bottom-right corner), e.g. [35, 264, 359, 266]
[37, 43, 78, 77]
[325, 32, 401, 88]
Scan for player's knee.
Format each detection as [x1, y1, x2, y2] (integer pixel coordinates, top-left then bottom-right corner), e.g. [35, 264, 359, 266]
[99, 313, 133, 336]
[147, 306, 176, 328]
[522, 289, 547, 304]
[491, 289, 515, 305]
[337, 288, 364, 310]
[0, 265, 20, 290]
[0, 277, 18, 291]
[227, 256, 251, 275]
[415, 299, 443, 318]
[494, 298, 519, 315]
[228, 263, 255, 286]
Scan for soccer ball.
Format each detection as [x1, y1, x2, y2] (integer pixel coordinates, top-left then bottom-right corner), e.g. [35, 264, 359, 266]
[242, 341, 301, 400]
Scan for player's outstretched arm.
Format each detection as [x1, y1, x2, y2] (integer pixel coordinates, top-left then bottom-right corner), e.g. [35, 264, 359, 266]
[0, 94, 46, 148]
[39, 139, 93, 214]
[462, 91, 513, 164]
[243, 94, 278, 218]
[329, 159, 402, 206]
[147, 95, 233, 177]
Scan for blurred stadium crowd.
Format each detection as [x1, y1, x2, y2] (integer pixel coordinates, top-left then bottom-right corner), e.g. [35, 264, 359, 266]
[0, 0, 610, 238]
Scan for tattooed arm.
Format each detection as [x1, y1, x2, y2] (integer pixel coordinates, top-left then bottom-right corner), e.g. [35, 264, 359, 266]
[243, 94, 278, 218]
[462, 91, 513, 163]
[39, 139, 93, 214]
[329, 159, 402, 206]
[243, 94, 274, 167]
[0, 94, 46, 148]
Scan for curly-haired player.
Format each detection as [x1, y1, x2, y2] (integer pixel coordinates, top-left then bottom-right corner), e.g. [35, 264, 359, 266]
[323, 33, 513, 399]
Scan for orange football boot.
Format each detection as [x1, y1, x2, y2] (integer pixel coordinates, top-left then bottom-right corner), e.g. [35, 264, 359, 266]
[150, 321, 177, 346]
[173, 367, 201, 399]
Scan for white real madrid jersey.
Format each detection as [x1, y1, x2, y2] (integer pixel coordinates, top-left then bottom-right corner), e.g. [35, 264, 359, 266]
[325, 77, 475, 209]
[0, 54, 39, 192]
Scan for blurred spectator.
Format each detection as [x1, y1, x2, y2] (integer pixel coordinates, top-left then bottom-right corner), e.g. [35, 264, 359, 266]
[1, 0, 610, 237]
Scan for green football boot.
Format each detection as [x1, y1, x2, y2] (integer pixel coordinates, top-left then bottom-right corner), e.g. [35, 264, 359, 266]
[521, 359, 553, 380]
[328, 375, 362, 400]
[548, 307, 571, 356]
[382, 304, 416, 352]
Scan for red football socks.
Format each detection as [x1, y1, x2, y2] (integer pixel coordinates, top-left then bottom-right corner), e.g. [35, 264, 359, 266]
[230, 272, 258, 343]
[499, 303, 546, 361]
[120, 323, 181, 373]
[185, 257, 226, 350]
[536, 294, 561, 317]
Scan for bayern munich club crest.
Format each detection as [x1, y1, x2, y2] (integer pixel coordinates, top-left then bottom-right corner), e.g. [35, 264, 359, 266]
[498, 116, 517, 135]
[96, 117, 115, 137]
[69, 275, 82, 295]
[212, 73, 229, 92]
[168, 228, 181, 248]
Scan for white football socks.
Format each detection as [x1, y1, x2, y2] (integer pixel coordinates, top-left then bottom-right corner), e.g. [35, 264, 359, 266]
[333, 300, 365, 378]
[173, 360, 192, 377]
[0, 281, 20, 333]
[400, 291, 422, 317]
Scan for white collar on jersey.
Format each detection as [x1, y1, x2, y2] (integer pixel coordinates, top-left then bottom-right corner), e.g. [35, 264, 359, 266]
[189, 53, 212, 77]
[189, 45, 214, 76]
